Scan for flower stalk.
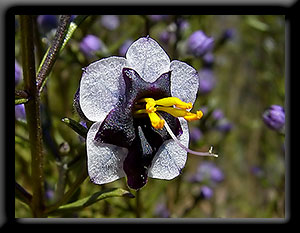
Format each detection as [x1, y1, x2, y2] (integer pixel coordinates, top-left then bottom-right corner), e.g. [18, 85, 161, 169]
[20, 15, 45, 217]
[36, 15, 71, 94]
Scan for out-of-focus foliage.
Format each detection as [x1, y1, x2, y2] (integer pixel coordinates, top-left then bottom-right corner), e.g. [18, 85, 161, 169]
[15, 15, 285, 218]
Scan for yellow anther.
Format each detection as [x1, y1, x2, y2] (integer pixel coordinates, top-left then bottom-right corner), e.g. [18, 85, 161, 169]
[138, 98, 157, 113]
[148, 112, 165, 129]
[155, 97, 193, 109]
[183, 111, 203, 121]
[156, 106, 190, 118]
[134, 96, 203, 129]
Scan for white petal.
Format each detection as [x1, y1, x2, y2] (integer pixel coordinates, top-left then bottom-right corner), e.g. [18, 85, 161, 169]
[126, 37, 170, 83]
[170, 60, 199, 105]
[148, 118, 189, 180]
[79, 56, 126, 122]
[86, 122, 128, 185]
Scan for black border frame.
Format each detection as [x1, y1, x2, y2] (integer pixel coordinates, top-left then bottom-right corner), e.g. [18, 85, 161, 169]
[5, 1, 296, 227]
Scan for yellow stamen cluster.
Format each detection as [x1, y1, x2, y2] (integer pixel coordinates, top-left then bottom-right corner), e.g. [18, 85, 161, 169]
[135, 97, 203, 129]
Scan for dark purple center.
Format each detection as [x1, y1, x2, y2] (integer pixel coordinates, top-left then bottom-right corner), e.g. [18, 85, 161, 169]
[94, 68, 182, 189]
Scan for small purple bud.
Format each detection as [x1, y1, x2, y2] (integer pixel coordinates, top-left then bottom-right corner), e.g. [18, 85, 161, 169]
[250, 166, 264, 178]
[212, 109, 224, 121]
[198, 68, 216, 94]
[101, 15, 120, 30]
[154, 203, 170, 218]
[215, 118, 233, 133]
[262, 105, 285, 131]
[188, 30, 214, 57]
[177, 19, 189, 32]
[202, 52, 215, 67]
[80, 34, 103, 57]
[159, 31, 172, 44]
[200, 186, 213, 199]
[15, 60, 22, 86]
[210, 167, 224, 183]
[15, 104, 26, 121]
[221, 28, 235, 41]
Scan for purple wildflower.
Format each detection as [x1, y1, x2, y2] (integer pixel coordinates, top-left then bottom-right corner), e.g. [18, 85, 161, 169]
[215, 118, 233, 133]
[198, 68, 216, 94]
[101, 15, 120, 31]
[187, 30, 214, 57]
[200, 186, 213, 199]
[189, 162, 224, 184]
[80, 34, 103, 57]
[212, 109, 224, 121]
[154, 203, 170, 218]
[262, 105, 285, 131]
[15, 104, 26, 121]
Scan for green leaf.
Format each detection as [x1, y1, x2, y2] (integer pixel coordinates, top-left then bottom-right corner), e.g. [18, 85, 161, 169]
[62, 117, 88, 138]
[15, 98, 29, 105]
[246, 16, 269, 32]
[60, 15, 88, 52]
[49, 188, 134, 215]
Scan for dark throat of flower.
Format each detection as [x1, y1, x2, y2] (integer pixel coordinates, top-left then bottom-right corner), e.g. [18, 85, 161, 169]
[133, 96, 218, 158]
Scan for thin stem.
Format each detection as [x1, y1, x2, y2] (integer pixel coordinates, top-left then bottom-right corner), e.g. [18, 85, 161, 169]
[36, 15, 71, 94]
[15, 182, 32, 207]
[20, 15, 45, 217]
[135, 189, 142, 218]
[44, 165, 88, 215]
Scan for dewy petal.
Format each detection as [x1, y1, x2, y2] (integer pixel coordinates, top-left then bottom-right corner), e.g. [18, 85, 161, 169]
[79, 56, 126, 122]
[87, 121, 128, 185]
[126, 37, 170, 83]
[170, 60, 199, 105]
[148, 118, 189, 180]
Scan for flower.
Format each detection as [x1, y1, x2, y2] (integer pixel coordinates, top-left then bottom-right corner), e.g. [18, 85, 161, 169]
[202, 52, 215, 68]
[220, 28, 236, 42]
[189, 161, 224, 184]
[15, 104, 26, 121]
[80, 34, 103, 57]
[154, 203, 170, 218]
[200, 185, 213, 199]
[215, 118, 233, 133]
[101, 15, 120, 31]
[198, 68, 216, 94]
[187, 30, 214, 57]
[212, 109, 224, 121]
[262, 105, 285, 131]
[75, 36, 216, 190]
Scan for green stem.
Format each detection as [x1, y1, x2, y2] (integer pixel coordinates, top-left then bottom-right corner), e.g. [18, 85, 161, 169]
[36, 15, 71, 94]
[135, 189, 141, 218]
[20, 15, 45, 217]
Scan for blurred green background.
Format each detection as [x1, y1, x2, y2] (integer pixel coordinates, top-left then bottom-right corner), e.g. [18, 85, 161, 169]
[15, 15, 285, 218]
